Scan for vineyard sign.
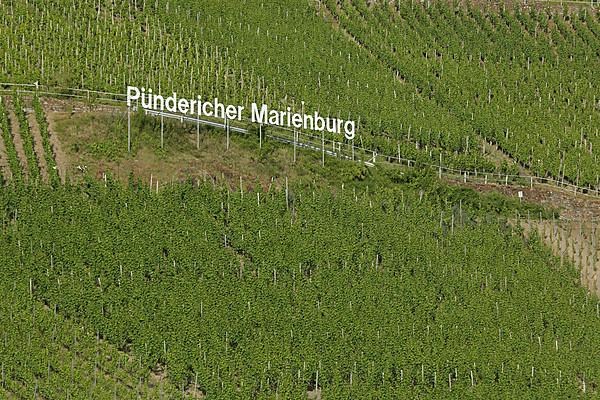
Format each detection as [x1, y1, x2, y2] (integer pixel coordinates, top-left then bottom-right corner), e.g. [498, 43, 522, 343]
[127, 86, 356, 140]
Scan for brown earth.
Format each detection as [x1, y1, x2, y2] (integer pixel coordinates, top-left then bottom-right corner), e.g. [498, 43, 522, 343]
[24, 99, 49, 183]
[41, 97, 600, 223]
[307, 388, 322, 400]
[456, 180, 600, 221]
[0, 387, 18, 399]
[42, 97, 119, 114]
[40, 98, 69, 183]
[462, 178, 600, 296]
[41, 97, 600, 222]
[483, 140, 530, 176]
[0, 123, 10, 180]
[39, 97, 326, 192]
[4, 97, 29, 181]
[40, 97, 600, 299]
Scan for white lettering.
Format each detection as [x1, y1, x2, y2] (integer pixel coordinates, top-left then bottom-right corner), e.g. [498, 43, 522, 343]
[178, 98, 189, 114]
[268, 110, 281, 125]
[314, 113, 326, 131]
[153, 95, 164, 111]
[126, 85, 357, 140]
[225, 104, 238, 120]
[251, 103, 268, 124]
[292, 113, 303, 129]
[165, 92, 177, 112]
[344, 120, 356, 140]
[214, 98, 225, 119]
[127, 86, 140, 107]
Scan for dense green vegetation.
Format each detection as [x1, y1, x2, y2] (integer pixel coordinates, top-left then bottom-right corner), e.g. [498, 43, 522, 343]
[32, 96, 61, 186]
[0, 97, 22, 182]
[0, 178, 596, 398]
[0, 278, 185, 399]
[12, 94, 40, 182]
[323, 0, 600, 186]
[1, 0, 598, 185]
[0, 0, 598, 398]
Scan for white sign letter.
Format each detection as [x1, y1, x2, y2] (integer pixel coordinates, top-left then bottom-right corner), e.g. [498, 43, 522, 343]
[127, 86, 140, 107]
[251, 103, 268, 124]
[344, 120, 356, 140]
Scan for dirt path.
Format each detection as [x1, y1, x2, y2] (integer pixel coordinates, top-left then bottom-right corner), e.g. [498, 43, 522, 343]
[0, 124, 11, 181]
[25, 99, 49, 183]
[41, 98, 68, 183]
[4, 97, 29, 182]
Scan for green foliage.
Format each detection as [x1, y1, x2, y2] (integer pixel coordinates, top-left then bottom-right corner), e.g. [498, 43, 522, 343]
[0, 97, 22, 183]
[2, 0, 597, 185]
[324, 1, 599, 186]
[33, 96, 60, 186]
[13, 94, 40, 182]
[500, 160, 519, 176]
[0, 275, 187, 398]
[0, 1, 597, 398]
[425, 181, 556, 219]
[85, 140, 122, 161]
[346, 163, 370, 181]
[0, 180, 593, 398]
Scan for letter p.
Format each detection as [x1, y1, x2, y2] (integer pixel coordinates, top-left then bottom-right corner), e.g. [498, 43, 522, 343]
[127, 86, 140, 107]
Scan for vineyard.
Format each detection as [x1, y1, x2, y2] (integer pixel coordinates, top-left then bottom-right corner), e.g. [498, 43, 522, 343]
[0, 0, 599, 398]
[321, 0, 600, 186]
[0, 177, 598, 398]
[2, 0, 599, 186]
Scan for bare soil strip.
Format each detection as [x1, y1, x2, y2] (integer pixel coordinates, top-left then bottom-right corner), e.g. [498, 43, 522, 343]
[0, 124, 10, 180]
[466, 179, 600, 296]
[25, 100, 49, 183]
[4, 97, 29, 181]
[41, 98, 68, 183]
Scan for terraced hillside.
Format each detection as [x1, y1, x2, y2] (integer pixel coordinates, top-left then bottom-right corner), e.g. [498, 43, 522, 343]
[0, 95, 60, 185]
[2, 0, 596, 182]
[0, 0, 599, 398]
[322, 0, 600, 186]
[0, 178, 598, 398]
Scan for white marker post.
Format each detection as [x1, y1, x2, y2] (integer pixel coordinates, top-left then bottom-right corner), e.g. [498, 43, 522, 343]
[293, 128, 297, 164]
[160, 113, 164, 149]
[226, 117, 230, 150]
[127, 104, 131, 153]
[126, 86, 139, 153]
[321, 132, 325, 166]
